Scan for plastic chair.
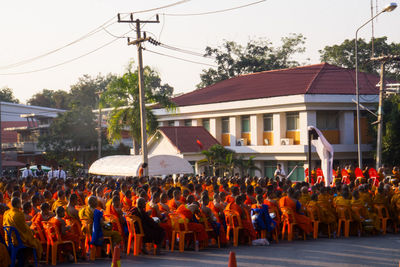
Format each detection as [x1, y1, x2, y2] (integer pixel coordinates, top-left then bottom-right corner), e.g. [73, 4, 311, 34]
[30, 223, 48, 261]
[81, 220, 112, 260]
[280, 207, 306, 241]
[374, 204, 389, 235]
[351, 205, 365, 235]
[268, 205, 280, 243]
[126, 215, 148, 255]
[224, 210, 252, 247]
[201, 218, 220, 248]
[104, 214, 125, 251]
[170, 213, 195, 252]
[3, 226, 38, 267]
[42, 221, 77, 266]
[336, 205, 353, 237]
[306, 205, 320, 239]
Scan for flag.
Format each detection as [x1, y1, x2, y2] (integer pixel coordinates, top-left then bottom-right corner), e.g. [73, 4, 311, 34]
[308, 126, 334, 186]
[196, 139, 204, 150]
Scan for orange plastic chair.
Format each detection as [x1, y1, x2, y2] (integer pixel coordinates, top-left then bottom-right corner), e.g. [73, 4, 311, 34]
[201, 218, 220, 248]
[281, 207, 306, 241]
[374, 204, 389, 235]
[306, 206, 320, 239]
[81, 219, 112, 260]
[104, 214, 125, 250]
[31, 222, 48, 258]
[351, 205, 365, 235]
[223, 210, 252, 247]
[125, 215, 155, 256]
[268, 205, 280, 243]
[42, 221, 77, 266]
[336, 205, 353, 237]
[170, 213, 196, 252]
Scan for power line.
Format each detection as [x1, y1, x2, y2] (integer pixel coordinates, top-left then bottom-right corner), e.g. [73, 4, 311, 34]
[163, 0, 266, 16]
[0, 30, 134, 76]
[120, 0, 191, 15]
[147, 37, 213, 58]
[0, 15, 121, 70]
[144, 48, 218, 67]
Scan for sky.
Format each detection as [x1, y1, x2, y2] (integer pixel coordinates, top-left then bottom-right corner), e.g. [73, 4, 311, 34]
[0, 0, 399, 103]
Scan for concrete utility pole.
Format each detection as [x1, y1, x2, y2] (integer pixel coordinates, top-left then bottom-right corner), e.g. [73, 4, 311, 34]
[96, 91, 102, 159]
[118, 14, 159, 176]
[370, 55, 400, 170]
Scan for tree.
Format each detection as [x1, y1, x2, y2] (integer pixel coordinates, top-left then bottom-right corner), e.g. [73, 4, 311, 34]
[27, 89, 70, 109]
[234, 155, 261, 177]
[197, 33, 306, 88]
[38, 107, 98, 167]
[69, 74, 114, 109]
[101, 62, 175, 154]
[199, 144, 235, 176]
[0, 87, 19, 103]
[319, 36, 400, 80]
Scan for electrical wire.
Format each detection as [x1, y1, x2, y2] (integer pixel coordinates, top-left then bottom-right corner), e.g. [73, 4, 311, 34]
[144, 48, 218, 67]
[0, 15, 122, 70]
[163, 0, 266, 16]
[0, 30, 134, 76]
[120, 0, 191, 15]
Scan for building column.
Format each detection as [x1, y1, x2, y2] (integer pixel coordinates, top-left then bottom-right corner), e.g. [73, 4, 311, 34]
[299, 111, 316, 145]
[250, 114, 263, 146]
[174, 120, 184, 126]
[192, 119, 201, 126]
[254, 161, 262, 177]
[273, 113, 286, 146]
[209, 117, 222, 142]
[229, 116, 240, 147]
[340, 111, 354, 145]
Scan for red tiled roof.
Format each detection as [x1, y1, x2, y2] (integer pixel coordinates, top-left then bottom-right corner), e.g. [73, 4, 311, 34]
[158, 126, 220, 153]
[170, 63, 381, 107]
[1, 121, 28, 143]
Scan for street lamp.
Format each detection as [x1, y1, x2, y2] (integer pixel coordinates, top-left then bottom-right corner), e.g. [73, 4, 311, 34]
[354, 2, 397, 169]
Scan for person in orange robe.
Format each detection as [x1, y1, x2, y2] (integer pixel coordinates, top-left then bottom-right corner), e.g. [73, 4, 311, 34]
[32, 202, 53, 232]
[121, 190, 133, 213]
[168, 189, 182, 211]
[225, 195, 257, 241]
[146, 191, 172, 243]
[49, 206, 81, 260]
[176, 204, 208, 243]
[279, 188, 313, 235]
[52, 190, 68, 212]
[200, 194, 227, 245]
[104, 196, 125, 240]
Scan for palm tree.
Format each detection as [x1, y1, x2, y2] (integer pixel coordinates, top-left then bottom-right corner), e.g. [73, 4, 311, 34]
[101, 62, 175, 154]
[235, 155, 261, 177]
[199, 144, 234, 176]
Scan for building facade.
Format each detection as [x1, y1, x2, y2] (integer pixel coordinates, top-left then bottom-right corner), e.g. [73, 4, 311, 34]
[153, 63, 380, 180]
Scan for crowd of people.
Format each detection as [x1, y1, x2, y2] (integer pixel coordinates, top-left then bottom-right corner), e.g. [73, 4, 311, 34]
[0, 163, 399, 266]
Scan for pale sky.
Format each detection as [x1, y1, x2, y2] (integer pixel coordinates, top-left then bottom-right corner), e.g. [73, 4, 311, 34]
[0, 0, 399, 103]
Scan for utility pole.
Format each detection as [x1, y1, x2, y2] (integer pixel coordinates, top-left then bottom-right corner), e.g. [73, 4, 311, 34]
[96, 91, 102, 159]
[118, 14, 159, 176]
[370, 55, 400, 170]
[0, 102, 2, 177]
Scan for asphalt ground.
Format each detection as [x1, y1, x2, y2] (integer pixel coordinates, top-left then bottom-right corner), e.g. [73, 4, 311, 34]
[55, 234, 400, 267]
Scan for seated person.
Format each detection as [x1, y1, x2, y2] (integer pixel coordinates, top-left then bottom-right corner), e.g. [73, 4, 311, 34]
[250, 195, 276, 234]
[49, 206, 80, 261]
[23, 202, 33, 225]
[52, 190, 68, 212]
[128, 197, 165, 254]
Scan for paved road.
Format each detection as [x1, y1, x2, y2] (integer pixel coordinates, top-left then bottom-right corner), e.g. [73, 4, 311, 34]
[61, 235, 400, 267]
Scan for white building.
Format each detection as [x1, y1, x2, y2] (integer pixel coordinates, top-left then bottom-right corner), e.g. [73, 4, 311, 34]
[152, 63, 380, 180]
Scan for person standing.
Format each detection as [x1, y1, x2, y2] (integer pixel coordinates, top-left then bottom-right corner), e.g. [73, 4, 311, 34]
[137, 163, 147, 178]
[47, 166, 56, 182]
[274, 164, 286, 181]
[35, 164, 44, 177]
[22, 164, 34, 178]
[56, 165, 67, 180]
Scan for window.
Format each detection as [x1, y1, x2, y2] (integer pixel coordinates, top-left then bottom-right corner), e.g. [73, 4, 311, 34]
[263, 161, 277, 178]
[263, 114, 273, 131]
[168, 121, 175, 126]
[241, 116, 250, 133]
[222, 117, 229, 133]
[184, 119, 192, 126]
[287, 161, 305, 181]
[202, 119, 210, 132]
[317, 111, 339, 130]
[286, 112, 299, 131]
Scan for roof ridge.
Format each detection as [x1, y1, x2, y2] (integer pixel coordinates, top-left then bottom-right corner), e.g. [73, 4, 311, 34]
[304, 63, 327, 94]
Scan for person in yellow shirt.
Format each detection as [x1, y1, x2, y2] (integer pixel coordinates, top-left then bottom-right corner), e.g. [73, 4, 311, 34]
[3, 197, 43, 260]
[52, 190, 68, 212]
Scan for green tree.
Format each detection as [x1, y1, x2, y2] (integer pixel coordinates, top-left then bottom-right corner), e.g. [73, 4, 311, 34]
[319, 36, 400, 80]
[199, 144, 235, 176]
[38, 107, 98, 167]
[380, 95, 400, 166]
[234, 155, 261, 177]
[69, 74, 114, 109]
[0, 87, 19, 103]
[197, 33, 306, 88]
[27, 89, 70, 109]
[101, 62, 175, 154]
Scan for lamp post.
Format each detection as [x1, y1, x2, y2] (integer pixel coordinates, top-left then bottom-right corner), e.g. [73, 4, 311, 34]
[354, 2, 397, 169]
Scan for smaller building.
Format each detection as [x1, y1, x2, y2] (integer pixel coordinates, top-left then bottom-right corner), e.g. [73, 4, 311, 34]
[148, 126, 220, 174]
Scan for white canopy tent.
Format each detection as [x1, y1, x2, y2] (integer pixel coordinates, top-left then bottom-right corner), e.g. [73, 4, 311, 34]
[88, 154, 194, 176]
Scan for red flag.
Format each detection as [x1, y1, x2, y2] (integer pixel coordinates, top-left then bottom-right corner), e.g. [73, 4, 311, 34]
[196, 139, 204, 149]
